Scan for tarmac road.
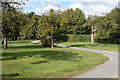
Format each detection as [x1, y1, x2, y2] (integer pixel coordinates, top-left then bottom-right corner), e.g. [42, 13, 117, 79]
[55, 44, 118, 78]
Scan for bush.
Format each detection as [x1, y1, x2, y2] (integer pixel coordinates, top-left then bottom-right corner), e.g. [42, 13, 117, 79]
[80, 35, 91, 42]
[67, 35, 81, 42]
[67, 34, 91, 42]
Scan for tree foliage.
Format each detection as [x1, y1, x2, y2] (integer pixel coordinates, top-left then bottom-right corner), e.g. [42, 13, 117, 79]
[1, 1, 24, 49]
[2, 3, 119, 49]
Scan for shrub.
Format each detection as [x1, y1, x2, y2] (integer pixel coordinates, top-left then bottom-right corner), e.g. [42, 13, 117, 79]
[67, 35, 81, 42]
[80, 35, 91, 42]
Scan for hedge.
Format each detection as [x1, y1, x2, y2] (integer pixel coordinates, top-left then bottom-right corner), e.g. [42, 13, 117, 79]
[67, 34, 91, 42]
[95, 37, 120, 44]
[66, 34, 119, 44]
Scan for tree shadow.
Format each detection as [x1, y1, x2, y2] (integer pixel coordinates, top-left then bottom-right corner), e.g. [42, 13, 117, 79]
[8, 41, 30, 44]
[71, 43, 98, 47]
[31, 60, 49, 64]
[8, 44, 43, 49]
[71, 44, 86, 47]
[2, 72, 20, 77]
[2, 50, 82, 62]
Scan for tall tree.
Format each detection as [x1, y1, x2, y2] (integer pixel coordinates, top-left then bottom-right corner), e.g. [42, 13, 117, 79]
[63, 8, 85, 34]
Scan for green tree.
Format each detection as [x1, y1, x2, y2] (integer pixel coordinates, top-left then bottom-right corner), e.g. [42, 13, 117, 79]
[37, 9, 68, 48]
[21, 13, 39, 40]
[84, 7, 120, 44]
[63, 8, 85, 34]
[83, 15, 100, 44]
[1, 1, 24, 49]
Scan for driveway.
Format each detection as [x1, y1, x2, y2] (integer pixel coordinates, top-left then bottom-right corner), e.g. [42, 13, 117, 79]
[55, 44, 118, 78]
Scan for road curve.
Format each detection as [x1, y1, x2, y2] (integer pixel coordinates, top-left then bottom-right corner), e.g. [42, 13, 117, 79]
[55, 44, 118, 78]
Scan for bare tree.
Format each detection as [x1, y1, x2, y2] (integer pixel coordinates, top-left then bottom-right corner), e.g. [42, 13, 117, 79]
[91, 26, 97, 45]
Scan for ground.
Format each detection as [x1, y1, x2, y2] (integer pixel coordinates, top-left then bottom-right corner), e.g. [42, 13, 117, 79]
[2, 41, 108, 78]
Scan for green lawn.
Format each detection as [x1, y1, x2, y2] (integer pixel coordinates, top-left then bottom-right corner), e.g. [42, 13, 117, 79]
[56, 42, 118, 51]
[2, 41, 108, 78]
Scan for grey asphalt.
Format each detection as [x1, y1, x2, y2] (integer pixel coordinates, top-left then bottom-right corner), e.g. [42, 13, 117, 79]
[55, 44, 118, 78]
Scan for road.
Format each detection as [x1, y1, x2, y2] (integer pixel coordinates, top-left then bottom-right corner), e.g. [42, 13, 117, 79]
[55, 44, 118, 78]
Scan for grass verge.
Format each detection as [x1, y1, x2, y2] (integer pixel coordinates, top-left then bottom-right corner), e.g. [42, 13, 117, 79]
[56, 42, 118, 51]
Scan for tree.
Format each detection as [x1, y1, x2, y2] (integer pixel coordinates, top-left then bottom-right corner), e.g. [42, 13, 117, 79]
[91, 26, 97, 45]
[37, 9, 68, 48]
[63, 8, 85, 34]
[84, 7, 120, 44]
[1, 1, 24, 49]
[36, 14, 51, 47]
[84, 15, 99, 44]
[21, 12, 39, 40]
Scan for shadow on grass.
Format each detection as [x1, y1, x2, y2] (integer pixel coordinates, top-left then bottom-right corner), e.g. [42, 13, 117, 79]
[3, 41, 82, 62]
[8, 41, 30, 44]
[8, 44, 43, 49]
[2, 50, 82, 62]
[2, 72, 20, 77]
[71, 44, 86, 47]
[7, 43, 61, 49]
[71, 44, 98, 47]
[31, 60, 49, 64]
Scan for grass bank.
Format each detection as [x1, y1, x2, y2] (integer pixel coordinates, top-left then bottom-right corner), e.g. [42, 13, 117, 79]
[2, 41, 108, 78]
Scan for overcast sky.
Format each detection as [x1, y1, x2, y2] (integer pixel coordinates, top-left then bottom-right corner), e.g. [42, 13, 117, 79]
[22, 0, 119, 17]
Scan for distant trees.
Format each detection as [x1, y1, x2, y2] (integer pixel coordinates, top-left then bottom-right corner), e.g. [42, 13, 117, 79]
[35, 8, 90, 47]
[84, 15, 99, 44]
[84, 7, 120, 44]
[98, 8, 120, 44]
[20, 12, 39, 40]
[63, 8, 86, 34]
[1, 2, 119, 49]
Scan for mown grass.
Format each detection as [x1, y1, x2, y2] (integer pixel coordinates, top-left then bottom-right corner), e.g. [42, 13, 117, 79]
[56, 42, 118, 51]
[2, 41, 108, 78]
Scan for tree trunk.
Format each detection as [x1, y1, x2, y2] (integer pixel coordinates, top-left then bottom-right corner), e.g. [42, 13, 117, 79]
[4, 37, 7, 49]
[91, 26, 94, 45]
[91, 33, 94, 45]
[2, 38, 4, 44]
[51, 37, 54, 48]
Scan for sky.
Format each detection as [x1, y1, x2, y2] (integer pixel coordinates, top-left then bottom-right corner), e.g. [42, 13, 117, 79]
[21, 0, 119, 17]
